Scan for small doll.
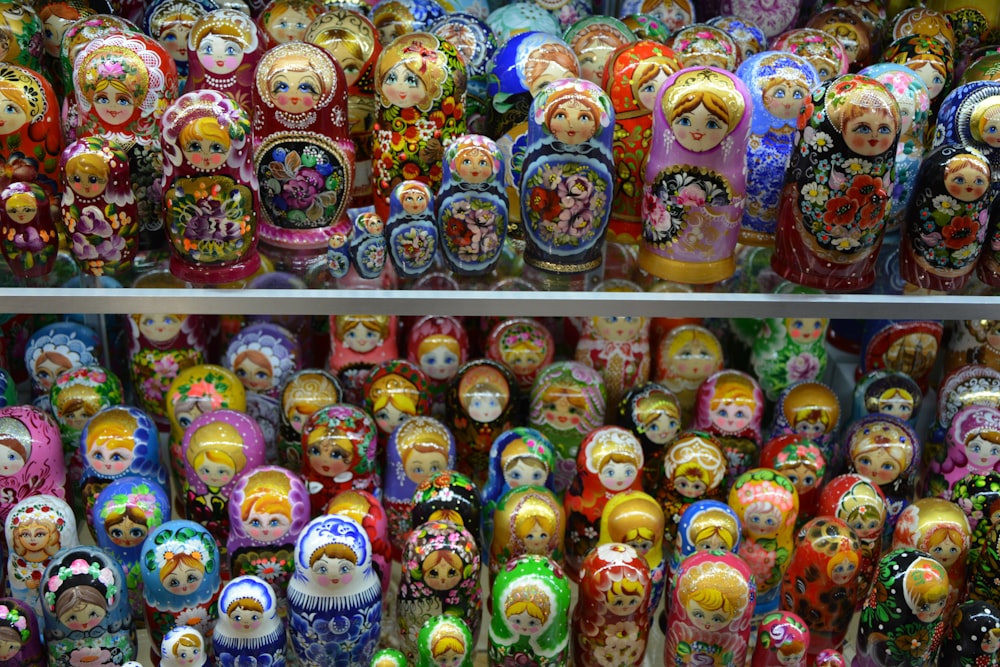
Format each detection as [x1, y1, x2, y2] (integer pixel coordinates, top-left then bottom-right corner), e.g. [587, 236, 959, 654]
[287, 514, 382, 667]
[528, 361, 606, 493]
[707, 16, 767, 60]
[575, 309, 650, 410]
[617, 383, 682, 492]
[616, 0, 692, 32]
[597, 490, 666, 618]
[0, 183, 57, 280]
[300, 404, 379, 515]
[668, 24, 740, 71]
[768, 382, 842, 468]
[891, 7, 955, 50]
[0, 406, 66, 524]
[25, 321, 99, 401]
[481, 428, 555, 550]
[428, 13, 496, 135]
[411, 471, 483, 554]
[658, 431, 728, 547]
[396, 520, 481, 662]
[213, 576, 286, 667]
[572, 543, 651, 667]
[759, 435, 827, 522]
[372, 32, 466, 221]
[435, 134, 507, 276]
[370, 0, 446, 45]
[653, 324, 724, 423]
[663, 551, 756, 667]
[488, 554, 571, 667]
[0, 598, 44, 667]
[564, 16, 634, 86]
[935, 406, 1000, 500]
[939, 600, 1000, 667]
[729, 468, 799, 616]
[490, 486, 565, 585]
[327, 210, 386, 282]
[384, 416, 455, 557]
[780, 517, 861, 659]
[417, 615, 474, 667]
[328, 314, 397, 403]
[691, 370, 764, 485]
[671, 499, 741, 590]
[363, 359, 431, 447]
[385, 180, 438, 279]
[160, 626, 207, 667]
[406, 315, 469, 414]
[257, 0, 325, 47]
[140, 520, 222, 661]
[40, 546, 136, 667]
[854, 549, 950, 667]
[5, 495, 78, 615]
[563, 426, 644, 579]
[185, 9, 264, 111]
[93, 478, 172, 622]
[277, 368, 342, 468]
[373, 648, 408, 667]
[882, 35, 953, 112]
[227, 466, 309, 612]
[252, 42, 354, 254]
[770, 28, 849, 83]
[751, 611, 810, 667]
[447, 360, 517, 484]
[933, 366, 1000, 462]
[485, 318, 555, 393]
[853, 371, 922, 428]
[326, 490, 392, 596]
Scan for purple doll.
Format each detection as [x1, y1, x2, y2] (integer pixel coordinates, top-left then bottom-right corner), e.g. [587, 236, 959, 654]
[0, 598, 44, 667]
[0, 406, 67, 526]
[185, 9, 264, 111]
[936, 406, 1000, 499]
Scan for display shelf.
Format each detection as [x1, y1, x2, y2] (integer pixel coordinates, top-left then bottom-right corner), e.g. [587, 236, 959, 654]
[2, 286, 1000, 318]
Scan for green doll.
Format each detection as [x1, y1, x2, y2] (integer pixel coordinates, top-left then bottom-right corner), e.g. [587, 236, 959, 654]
[417, 616, 475, 667]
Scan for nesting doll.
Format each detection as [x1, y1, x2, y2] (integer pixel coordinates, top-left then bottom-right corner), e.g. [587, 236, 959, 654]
[257, 0, 325, 47]
[0, 598, 44, 667]
[770, 29, 849, 84]
[370, 0, 445, 44]
[143, 0, 218, 87]
[415, 615, 473, 667]
[855, 549, 950, 667]
[708, 16, 767, 59]
[575, 311, 650, 411]
[671, 499, 741, 582]
[932, 366, 1000, 458]
[373, 648, 408, 667]
[276, 368, 342, 468]
[429, 13, 495, 135]
[754, 310, 830, 401]
[750, 612, 810, 667]
[372, 32, 466, 221]
[0, 183, 57, 280]
[287, 514, 382, 666]
[939, 600, 1000, 667]
[659, 431, 728, 547]
[817, 474, 887, 604]
[51, 364, 125, 482]
[160, 625, 206, 667]
[806, 7, 875, 70]
[185, 9, 263, 111]
[572, 543, 650, 667]
[488, 554, 571, 667]
[93, 477, 172, 622]
[562, 17, 632, 86]
[326, 489, 392, 597]
[892, 7, 956, 51]
[0, 406, 67, 526]
[213, 576, 285, 667]
[668, 24, 740, 70]
[857, 318, 942, 398]
[411, 471, 483, 552]
[485, 318, 555, 393]
[882, 36, 953, 111]
[769, 382, 840, 466]
[140, 520, 222, 656]
[663, 551, 756, 667]
[397, 520, 481, 661]
[736, 52, 820, 246]
[597, 490, 666, 617]
[528, 361, 606, 492]
[40, 546, 136, 667]
[653, 324, 724, 423]
[937, 406, 1000, 501]
[363, 359, 431, 447]
[406, 315, 468, 414]
[328, 314, 398, 404]
[24, 322, 98, 400]
[227, 466, 309, 611]
[485, 6, 560, 47]
[481, 428, 556, 550]
[252, 42, 354, 253]
[447, 360, 517, 483]
[0, 63, 61, 208]
[5, 494, 78, 614]
[692, 370, 764, 485]
[816, 650, 847, 667]
[729, 468, 799, 615]
[617, 383, 682, 493]
[759, 435, 826, 522]
[300, 404, 379, 515]
[384, 180, 438, 279]
[490, 486, 565, 582]
[853, 371, 922, 428]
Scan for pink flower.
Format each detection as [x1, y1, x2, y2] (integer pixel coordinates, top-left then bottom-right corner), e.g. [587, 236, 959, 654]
[98, 61, 124, 78]
[695, 31, 714, 39]
[153, 355, 180, 377]
[739, 540, 777, 582]
[786, 352, 821, 382]
[69, 559, 91, 575]
[676, 184, 707, 207]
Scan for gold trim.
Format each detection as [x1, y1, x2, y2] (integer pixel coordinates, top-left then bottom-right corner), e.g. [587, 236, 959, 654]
[738, 229, 775, 247]
[638, 247, 735, 284]
[526, 256, 603, 273]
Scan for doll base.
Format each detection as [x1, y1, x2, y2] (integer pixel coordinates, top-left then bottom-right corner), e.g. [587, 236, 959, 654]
[607, 219, 642, 245]
[738, 229, 775, 247]
[524, 254, 602, 274]
[260, 216, 350, 251]
[979, 258, 1000, 287]
[769, 254, 874, 293]
[898, 243, 974, 293]
[638, 247, 735, 285]
[169, 251, 261, 286]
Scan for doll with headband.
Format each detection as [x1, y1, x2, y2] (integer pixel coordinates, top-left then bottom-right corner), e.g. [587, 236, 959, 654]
[0, 598, 44, 666]
[328, 314, 398, 403]
[490, 486, 565, 590]
[5, 494, 78, 615]
[597, 490, 666, 617]
[653, 325, 723, 422]
[418, 615, 474, 667]
[486, 318, 555, 393]
[667, 24, 739, 71]
[363, 359, 431, 447]
[769, 382, 842, 466]
[565, 17, 634, 86]
[0, 407, 67, 525]
[327, 489, 392, 595]
[770, 29, 849, 84]
[759, 435, 827, 522]
[277, 368, 342, 468]
[659, 431, 727, 547]
[939, 601, 1000, 667]
[429, 13, 495, 135]
[384, 180, 438, 279]
[41, 546, 136, 667]
[24, 321, 99, 402]
[160, 625, 207, 667]
[672, 499, 741, 597]
[185, 9, 263, 111]
[0, 183, 57, 280]
[883, 35, 952, 116]
[692, 370, 765, 485]
[406, 315, 469, 414]
[300, 404, 379, 515]
[213, 575, 285, 667]
[447, 361, 517, 484]
[854, 371, 922, 428]
[143, 0, 217, 89]
[935, 405, 1000, 499]
[751, 611, 810, 667]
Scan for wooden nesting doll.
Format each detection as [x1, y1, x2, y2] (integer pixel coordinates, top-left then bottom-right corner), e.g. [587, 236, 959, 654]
[759, 435, 827, 522]
[668, 24, 739, 70]
[0, 63, 61, 208]
[616, 0, 692, 32]
[485, 318, 555, 394]
[640, 66, 751, 284]
[892, 7, 955, 49]
[0, 598, 45, 667]
[490, 486, 565, 583]
[488, 554, 571, 667]
[411, 471, 482, 548]
[750, 613, 810, 667]
[617, 383, 681, 493]
[854, 549, 950, 667]
[447, 360, 517, 484]
[143, 0, 218, 89]
[300, 404, 379, 515]
[384, 416, 455, 556]
[659, 431, 728, 548]
[23, 321, 97, 401]
[372, 32, 466, 221]
[373, 648, 408, 667]
[945, 472, 1000, 572]
[397, 520, 481, 662]
[653, 324, 724, 423]
[287, 514, 382, 667]
[564, 426, 644, 579]
[160, 89, 260, 284]
[780, 517, 861, 658]
[519, 77, 614, 275]
[691, 369, 764, 486]
[708, 16, 767, 60]
[252, 42, 354, 253]
[564, 16, 634, 87]
[428, 13, 495, 136]
[160, 625, 206, 667]
[751, 309, 830, 401]
[139, 520, 222, 659]
[417, 615, 474, 667]
[939, 600, 1000, 667]
[597, 490, 666, 618]
[436, 134, 507, 276]
[805, 8, 874, 71]
[937, 405, 1000, 500]
[770, 29, 849, 84]
[0, 183, 56, 280]
[853, 371, 922, 429]
[769, 382, 842, 467]
[736, 52, 820, 246]
[406, 315, 469, 415]
[4, 494, 78, 615]
[40, 546, 137, 667]
[671, 498, 741, 588]
[0, 405, 66, 522]
[326, 489, 392, 596]
[328, 314, 398, 404]
[574, 310, 650, 411]
[363, 359, 431, 447]
[572, 543, 651, 667]
[900, 144, 992, 293]
[384, 180, 438, 279]
[663, 550, 756, 667]
[277, 368, 342, 469]
[185, 9, 263, 111]
[213, 575, 286, 667]
[370, 0, 445, 45]
[528, 361, 606, 493]
[257, 0, 325, 47]
[481, 428, 555, 551]
[883, 36, 953, 113]
[816, 649, 847, 667]
[729, 468, 799, 616]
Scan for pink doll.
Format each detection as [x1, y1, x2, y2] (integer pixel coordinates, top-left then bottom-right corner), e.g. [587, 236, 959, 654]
[406, 315, 469, 416]
[692, 369, 765, 486]
[327, 314, 398, 404]
[575, 307, 651, 410]
[0, 406, 67, 525]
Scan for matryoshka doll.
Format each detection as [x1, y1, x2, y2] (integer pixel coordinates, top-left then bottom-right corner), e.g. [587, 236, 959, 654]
[326, 489, 392, 595]
[575, 307, 650, 410]
[729, 468, 799, 616]
[854, 549, 950, 667]
[769, 382, 842, 469]
[406, 315, 469, 414]
[485, 318, 555, 394]
[160, 89, 260, 284]
[384, 180, 438, 279]
[938, 406, 1000, 500]
[24, 322, 99, 401]
[853, 371, 922, 429]
[328, 314, 398, 404]
[287, 514, 382, 667]
[447, 360, 517, 484]
[300, 404, 378, 515]
[668, 24, 739, 71]
[780, 517, 861, 658]
[751, 611, 810, 667]
[143, 0, 218, 88]
[139, 520, 221, 660]
[692, 370, 765, 485]
[659, 431, 728, 548]
[372, 32, 466, 221]
[597, 490, 666, 617]
[573, 543, 651, 667]
[417, 615, 474, 667]
[160, 626, 206, 667]
[671, 499, 741, 586]
[0, 598, 45, 667]
[640, 66, 751, 284]
[528, 361, 606, 493]
[277, 368, 342, 468]
[370, 0, 445, 45]
[488, 554, 571, 667]
[770, 29, 849, 84]
[617, 383, 682, 492]
[5, 494, 78, 614]
[617, 0, 692, 33]
[411, 471, 483, 554]
[428, 13, 495, 136]
[891, 7, 956, 51]
[0, 63, 61, 210]
[396, 520, 481, 662]
[435, 134, 508, 277]
[653, 324, 724, 424]
[750, 308, 829, 402]
[257, 0, 325, 47]
[859, 324, 942, 395]
[564, 16, 634, 87]
[213, 576, 285, 667]
[363, 359, 431, 447]
[93, 477, 172, 622]
[0, 183, 57, 280]
[519, 77, 614, 275]
[882, 36, 953, 112]
[759, 435, 827, 522]
[736, 52, 820, 246]
[663, 550, 756, 667]
[771, 74, 901, 291]
[40, 546, 136, 667]
[252, 42, 354, 255]
[0, 406, 66, 526]
[490, 486, 565, 584]
[708, 16, 767, 59]
[185, 9, 263, 111]
[805, 7, 874, 71]
[939, 600, 1000, 667]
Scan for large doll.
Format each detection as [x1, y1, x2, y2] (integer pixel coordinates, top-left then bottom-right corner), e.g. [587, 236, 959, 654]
[0, 406, 68, 525]
[185, 9, 264, 111]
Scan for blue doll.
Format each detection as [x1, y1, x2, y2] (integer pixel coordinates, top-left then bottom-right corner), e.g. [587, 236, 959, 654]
[429, 13, 497, 135]
[386, 180, 439, 280]
[934, 80, 1000, 196]
[671, 499, 742, 577]
[213, 575, 286, 667]
[24, 321, 99, 406]
[851, 371, 922, 429]
[287, 514, 382, 667]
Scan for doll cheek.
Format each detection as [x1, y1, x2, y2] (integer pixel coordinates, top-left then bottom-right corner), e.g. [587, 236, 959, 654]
[277, 94, 289, 106]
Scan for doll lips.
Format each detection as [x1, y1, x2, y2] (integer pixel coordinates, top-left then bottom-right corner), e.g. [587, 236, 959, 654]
[322, 465, 331, 472]
[216, 60, 225, 67]
[868, 139, 879, 146]
[691, 132, 704, 140]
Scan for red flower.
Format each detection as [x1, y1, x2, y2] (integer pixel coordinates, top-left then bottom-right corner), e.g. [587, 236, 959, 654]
[941, 215, 979, 249]
[857, 201, 887, 230]
[529, 187, 561, 218]
[444, 217, 472, 246]
[823, 195, 859, 227]
[400, 107, 420, 123]
[846, 174, 886, 206]
[401, 163, 421, 180]
[403, 124, 421, 142]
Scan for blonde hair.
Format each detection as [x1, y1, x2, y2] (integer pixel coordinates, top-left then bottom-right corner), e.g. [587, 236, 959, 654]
[308, 542, 357, 566]
[827, 550, 859, 578]
[677, 561, 748, 622]
[335, 314, 390, 341]
[172, 632, 202, 654]
[226, 597, 264, 615]
[14, 518, 60, 557]
[186, 421, 248, 475]
[417, 334, 460, 359]
[668, 90, 731, 126]
[377, 33, 448, 113]
[504, 586, 550, 623]
[370, 375, 419, 414]
[606, 578, 645, 604]
[179, 117, 231, 154]
[160, 551, 206, 583]
[65, 152, 109, 182]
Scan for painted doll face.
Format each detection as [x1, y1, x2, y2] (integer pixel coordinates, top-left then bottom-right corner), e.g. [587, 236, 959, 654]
[160, 24, 192, 63]
[763, 80, 809, 120]
[520, 519, 550, 553]
[844, 107, 897, 157]
[786, 317, 825, 343]
[455, 147, 493, 183]
[267, 7, 311, 43]
[270, 69, 322, 114]
[671, 102, 730, 152]
[330, 43, 363, 87]
[877, 396, 913, 421]
[382, 62, 427, 109]
[467, 389, 503, 423]
[197, 457, 236, 488]
[593, 315, 642, 342]
[234, 356, 273, 392]
[434, 648, 464, 667]
[60, 599, 106, 631]
[829, 557, 857, 584]
[16, 523, 53, 553]
[896, 95, 915, 137]
[93, 86, 136, 127]
[311, 554, 355, 587]
[308, 439, 352, 478]
[43, 14, 73, 59]
[108, 514, 148, 547]
[847, 513, 881, 540]
[63, 405, 94, 431]
[914, 595, 946, 623]
[607, 590, 643, 616]
[777, 649, 805, 666]
[548, 99, 598, 145]
[174, 641, 202, 665]
[711, 400, 753, 433]
[910, 60, 945, 100]
[342, 322, 383, 353]
[424, 553, 462, 590]
[686, 600, 732, 632]
[403, 450, 446, 484]
[695, 532, 729, 552]
[644, 411, 680, 445]
[229, 604, 262, 632]
[400, 187, 429, 215]
[626, 536, 653, 556]
[671, 338, 717, 380]
[374, 402, 409, 434]
[983, 632, 1000, 654]
[503, 458, 546, 488]
[744, 502, 783, 537]
[0, 91, 27, 136]
[245, 507, 291, 541]
[34, 353, 71, 391]
[87, 442, 134, 476]
[138, 314, 184, 343]
[636, 66, 671, 113]
[4, 195, 35, 224]
[0, 442, 25, 475]
[182, 128, 231, 170]
[780, 462, 819, 493]
[540, 386, 586, 430]
[163, 561, 204, 595]
[419, 343, 459, 381]
[0, 638, 19, 659]
[853, 446, 901, 485]
[966, 434, 1000, 470]
[66, 160, 109, 199]
[508, 610, 543, 635]
[928, 534, 962, 569]
[600, 460, 638, 491]
[577, 39, 615, 85]
[794, 418, 827, 439]
[945, 164, 990, 202]
[673, 473, 706, 498]
[503, 348, 542, 376]
[198, 34, 244, 75]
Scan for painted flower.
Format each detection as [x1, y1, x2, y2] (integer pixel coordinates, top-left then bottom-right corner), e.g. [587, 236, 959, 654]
[894, 627, 931, 659]
[12, 226, 44, 251]
[95, 235, 126, 261]
[786, 352, 821, 382]
[68, 646, 114, 667]
[676, 183, 707, 207]
[801, 182, 829, 204]
[76, 208, 113, 237]
[185, 199, 238, 242]
[842, 158, 873, 176]
[941, 215, 979, 249]
[558, 174, 594, 215]
[502, 653, 539, 667]
[529, 187, 561, 219]
[823, 195, 859, 227]
[283, 168, 325, 210]
[175, 607, 213, 636]
[932, 194, 960, 216]
[806, 129, 833, 152]
[739, 539, 777, 582]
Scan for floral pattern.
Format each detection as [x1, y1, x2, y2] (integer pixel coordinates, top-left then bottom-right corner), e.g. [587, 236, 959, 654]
[524, 162, 608, 251]
[258, 145, 348, 230]
[166, 177, 253, 264]
[644, 167, 733, 245]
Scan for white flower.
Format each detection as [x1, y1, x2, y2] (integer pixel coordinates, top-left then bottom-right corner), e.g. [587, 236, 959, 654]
[807, 129, 833, 152]
[933, 194, 960, 216]
[801, 182, 829, 204]
[175, 607, 213, 637]
[842, 158, 872, 175]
